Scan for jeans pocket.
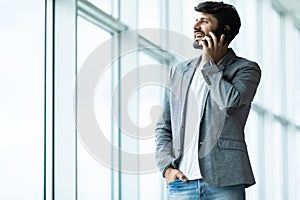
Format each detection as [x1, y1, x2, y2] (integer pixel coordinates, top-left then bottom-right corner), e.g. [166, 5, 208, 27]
[168, 180, 199, 199]
[167, 179, 180, 189]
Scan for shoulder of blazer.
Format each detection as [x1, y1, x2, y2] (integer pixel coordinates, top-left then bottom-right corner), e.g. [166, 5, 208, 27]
[229, 57, 261, 75]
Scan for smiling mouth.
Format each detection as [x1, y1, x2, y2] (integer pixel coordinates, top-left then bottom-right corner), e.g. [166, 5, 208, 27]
[194, 32, 204, 41]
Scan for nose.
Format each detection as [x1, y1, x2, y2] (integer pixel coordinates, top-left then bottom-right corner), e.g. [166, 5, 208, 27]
[194, 20, 201, 31]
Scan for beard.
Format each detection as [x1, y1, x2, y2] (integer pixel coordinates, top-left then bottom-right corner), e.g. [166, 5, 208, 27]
[193, 40, 203, 49]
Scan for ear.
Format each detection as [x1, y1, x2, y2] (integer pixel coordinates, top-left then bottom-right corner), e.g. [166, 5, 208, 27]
[223, 25, 233, 44]
[224, 25, 230, 31]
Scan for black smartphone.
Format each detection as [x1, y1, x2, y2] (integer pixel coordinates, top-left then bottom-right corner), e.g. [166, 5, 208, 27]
[212, 26, 232, 44]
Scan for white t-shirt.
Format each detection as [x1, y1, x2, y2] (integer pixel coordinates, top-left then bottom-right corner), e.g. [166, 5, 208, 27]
[178, 68, 208, 180]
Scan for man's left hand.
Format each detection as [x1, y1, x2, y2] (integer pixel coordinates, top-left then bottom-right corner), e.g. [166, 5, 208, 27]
[199, 31, 228, 67]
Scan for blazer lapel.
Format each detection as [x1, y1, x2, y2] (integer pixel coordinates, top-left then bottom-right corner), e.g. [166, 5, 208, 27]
[180, 58, 199, 101]
[180, 57, 200, 104]
[178, 58, 198, 149]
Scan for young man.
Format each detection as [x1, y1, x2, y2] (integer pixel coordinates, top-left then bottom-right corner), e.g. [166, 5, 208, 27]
[155, 1, 261, 199]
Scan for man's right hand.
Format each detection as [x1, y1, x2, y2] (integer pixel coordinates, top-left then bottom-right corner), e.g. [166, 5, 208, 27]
[164, 168, 189, 184]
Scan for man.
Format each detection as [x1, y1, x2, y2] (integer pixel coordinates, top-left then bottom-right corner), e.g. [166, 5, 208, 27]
[155, 1, 261, 199]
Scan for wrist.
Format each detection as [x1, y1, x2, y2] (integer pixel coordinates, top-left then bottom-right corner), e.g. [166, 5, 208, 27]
[200, 59, 215, 70]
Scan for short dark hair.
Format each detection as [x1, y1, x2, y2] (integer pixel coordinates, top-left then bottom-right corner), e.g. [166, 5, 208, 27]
[194, 1, 241, 43]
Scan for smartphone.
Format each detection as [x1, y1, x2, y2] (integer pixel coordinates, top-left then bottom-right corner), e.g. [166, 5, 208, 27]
[213, 26, 232, 44]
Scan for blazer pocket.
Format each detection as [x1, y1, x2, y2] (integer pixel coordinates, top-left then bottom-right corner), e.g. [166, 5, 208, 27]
[217, 139, 247, 152]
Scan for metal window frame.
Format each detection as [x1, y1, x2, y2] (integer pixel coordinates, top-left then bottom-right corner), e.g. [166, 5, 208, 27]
[77, 0, 127, 33]
[77, 0, 175, 64]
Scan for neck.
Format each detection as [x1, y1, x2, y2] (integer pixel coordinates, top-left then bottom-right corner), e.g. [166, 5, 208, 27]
[214, 47, 229, 63]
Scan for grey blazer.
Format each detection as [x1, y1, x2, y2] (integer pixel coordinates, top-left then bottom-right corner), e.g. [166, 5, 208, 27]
[155, 49, 261, 187]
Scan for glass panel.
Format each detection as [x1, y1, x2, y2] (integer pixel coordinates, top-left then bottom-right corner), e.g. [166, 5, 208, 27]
[137, 52, 167, 200]
[285, 19, 298, 123]
[87, 0, 112, 15]
[138, 0, 160, 28]
[77, 17, 112, 200]
[245, 111, 261, 200]
[0, 1, 45, 199]
[261, 3, 283, 115]
[294, 130, 300, 200]
[287, 126, 297, 199]
[234, 0, 259, 62]
[295, 29, 300, 125]
[264, 117, 284, 200]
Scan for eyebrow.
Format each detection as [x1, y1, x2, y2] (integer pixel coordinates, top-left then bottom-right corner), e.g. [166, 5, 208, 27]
[196, 17, 210, 21]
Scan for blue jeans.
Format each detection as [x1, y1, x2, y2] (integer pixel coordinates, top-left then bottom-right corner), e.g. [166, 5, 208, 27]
[168, 179, 245, 200]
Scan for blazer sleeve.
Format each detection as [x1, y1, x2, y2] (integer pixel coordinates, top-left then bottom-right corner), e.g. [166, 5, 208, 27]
[201, 60, 261, 116]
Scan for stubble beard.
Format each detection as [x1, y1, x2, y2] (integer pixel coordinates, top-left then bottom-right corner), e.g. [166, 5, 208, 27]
[193, 40, 203, 49]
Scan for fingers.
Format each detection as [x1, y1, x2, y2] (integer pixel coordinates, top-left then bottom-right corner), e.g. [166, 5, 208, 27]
[199, 40, 207, 51]
[219, 34, 226, 46]
[208, 32, 218, 47]
[204, 32, 226, 48]
[165, 168, 189, 183]
[199, 32, 228, 63]
[175, 170, 188, 182]
[199, 32, 219, 51]
[200, 35, 212, 49]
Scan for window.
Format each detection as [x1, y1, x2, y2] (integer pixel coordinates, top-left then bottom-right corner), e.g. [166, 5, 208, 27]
[77, 17, 112, 199]
[2, 0, 300, 199]
[0, 1, 45, 199]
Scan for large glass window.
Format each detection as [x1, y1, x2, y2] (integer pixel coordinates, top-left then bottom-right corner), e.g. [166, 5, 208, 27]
[284, 19, 298, 121]
[264, 118, 284, 200]
[0, 1, 45, 199]
[294, 130, 300, 199]
[235, 0, 259, 61]
[138, 0, 160, 29]
[2, 0, 300, 199]
[261, 2, 283, 115]
[287, 126, 298, 199]
[294, 29, 300, 126]
[63, 0, 300, 199]
[137, 52, 168, 200]
[77, 17, 113, 200]
[244, 110, 262, 200]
